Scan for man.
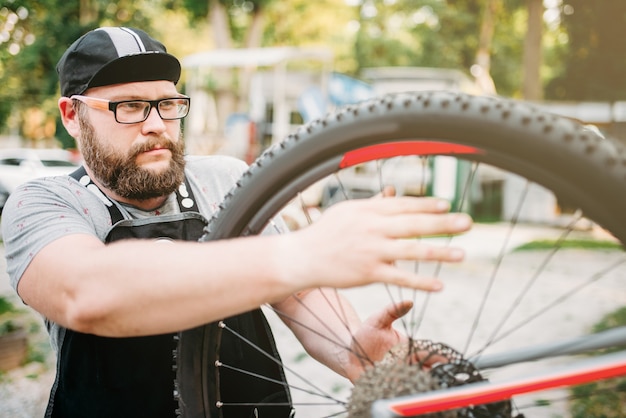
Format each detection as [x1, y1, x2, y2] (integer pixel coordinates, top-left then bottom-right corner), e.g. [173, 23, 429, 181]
[1, 27, 472, 417]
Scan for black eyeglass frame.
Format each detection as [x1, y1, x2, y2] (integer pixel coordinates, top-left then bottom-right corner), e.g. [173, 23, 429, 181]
[70, 95, 191, 124]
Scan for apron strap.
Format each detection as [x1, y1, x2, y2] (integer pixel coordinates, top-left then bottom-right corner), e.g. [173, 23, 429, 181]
[70, 166, 125, 224]
[173, 177, 200, 213]
[69, 165, 199, 224]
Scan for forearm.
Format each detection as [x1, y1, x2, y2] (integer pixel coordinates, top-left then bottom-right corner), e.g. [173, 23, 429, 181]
[20, 234, 296, 337]
[274, 288, 363, 381]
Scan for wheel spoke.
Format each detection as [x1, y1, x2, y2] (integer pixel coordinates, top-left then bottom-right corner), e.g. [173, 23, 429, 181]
[219, 321, 346, 407]
[472, 210, 582, 360]
[462, 180, 530, 355]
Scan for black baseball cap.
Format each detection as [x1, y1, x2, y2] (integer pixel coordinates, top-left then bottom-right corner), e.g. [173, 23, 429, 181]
[56, 27, 181, 97]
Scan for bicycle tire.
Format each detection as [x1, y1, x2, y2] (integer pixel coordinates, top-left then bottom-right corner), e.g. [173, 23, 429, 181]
[178, 90, 626, 417]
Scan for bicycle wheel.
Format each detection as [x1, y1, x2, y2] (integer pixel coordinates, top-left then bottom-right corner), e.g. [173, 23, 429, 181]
[177, 91, 626, 418]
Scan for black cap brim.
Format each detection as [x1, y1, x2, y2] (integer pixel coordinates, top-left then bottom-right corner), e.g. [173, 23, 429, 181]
[87, 52, 181, 92]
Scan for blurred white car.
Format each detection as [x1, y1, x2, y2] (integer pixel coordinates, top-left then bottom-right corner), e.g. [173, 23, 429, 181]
[0, 148, 80, 211]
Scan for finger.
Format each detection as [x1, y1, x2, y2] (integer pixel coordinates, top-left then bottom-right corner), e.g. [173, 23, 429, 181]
[390, 299, 413, 319]
[382, 239, 466, 263]
[367, 300, 414, 330]
[358, 196, 452, 215]
[371, 264, 444, 292]
[382, 186, 396, 198]
[380, 212, 473, 238]
[377, 185, 396, 198]
[406, 350, 449, 368]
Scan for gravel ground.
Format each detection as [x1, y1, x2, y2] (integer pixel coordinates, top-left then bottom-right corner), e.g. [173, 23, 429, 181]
[0, 362, 54, 418]
[0, 223, 624, 417]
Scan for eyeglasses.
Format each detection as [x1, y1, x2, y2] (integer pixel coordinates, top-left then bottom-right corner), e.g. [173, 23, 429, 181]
[70, 95, 190, 124]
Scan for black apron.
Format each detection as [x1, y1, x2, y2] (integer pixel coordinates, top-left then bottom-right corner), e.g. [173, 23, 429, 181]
[45, 167, 292, 418]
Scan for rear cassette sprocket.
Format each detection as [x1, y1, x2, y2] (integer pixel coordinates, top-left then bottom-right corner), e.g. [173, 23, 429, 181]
[347, 339, 521, 418]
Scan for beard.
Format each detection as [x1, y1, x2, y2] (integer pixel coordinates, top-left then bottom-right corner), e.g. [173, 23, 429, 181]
[77, 116, 186, 201]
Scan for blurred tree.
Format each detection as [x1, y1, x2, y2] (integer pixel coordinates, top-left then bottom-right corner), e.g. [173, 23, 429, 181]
[473, 0, 498, 95]
[177, 0, 278, 134]
[260, 0, 356, 76]
[177, 0, 354, 139]
[354, 0, 432, 69]
[353, 0, 527, 97]
[4, 0, 626, 145]
[522, 0, 543, 100]
[181, 0, 275, 48]
[0, 0, 161, 146]
[545, 0, 626, 101]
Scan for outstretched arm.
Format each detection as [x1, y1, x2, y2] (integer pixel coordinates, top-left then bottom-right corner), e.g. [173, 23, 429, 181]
[17, 196, 470, 338]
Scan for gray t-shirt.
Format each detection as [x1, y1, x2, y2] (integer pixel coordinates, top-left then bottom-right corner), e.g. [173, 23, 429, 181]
[1, 154, 249, 350]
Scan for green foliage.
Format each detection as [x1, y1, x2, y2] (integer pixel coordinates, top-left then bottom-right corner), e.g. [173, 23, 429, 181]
[0, 0, 157, 139]
[352, 0, 526, 97]
[0, 296, 17, 316]
[354, 0, 446, 69]
[514, 239, 623, 252]
[179, 0, 275, 45]
[533, 398, 552, 407]
[489, 4, 527, 97]
[0, 295, 26, 336]
[592, 306, 626, 334]
[0, 295, 51, 368]
[293, 351, 308, 363]
[546, 1, 626, 101]
[3, 0, 626, 139]
[263, 0, 355, 72]
[177, 0, 210, 20]
[569, 306, 626, 417]
[571, 381, 626, 418]
[0, 317, 22, 336]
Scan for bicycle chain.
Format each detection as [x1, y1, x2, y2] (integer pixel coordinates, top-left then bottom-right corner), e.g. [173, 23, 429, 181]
[347, 339, 523, 418]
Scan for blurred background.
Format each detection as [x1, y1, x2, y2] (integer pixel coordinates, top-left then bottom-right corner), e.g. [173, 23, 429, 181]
[0, 0, 624, 222]
[1, 0, 626, 155]
[0, 0, 624, 230]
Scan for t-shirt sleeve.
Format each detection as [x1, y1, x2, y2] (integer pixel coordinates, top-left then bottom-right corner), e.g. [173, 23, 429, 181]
[1, 176, 111, 292]
[185, 155, 289, 236]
